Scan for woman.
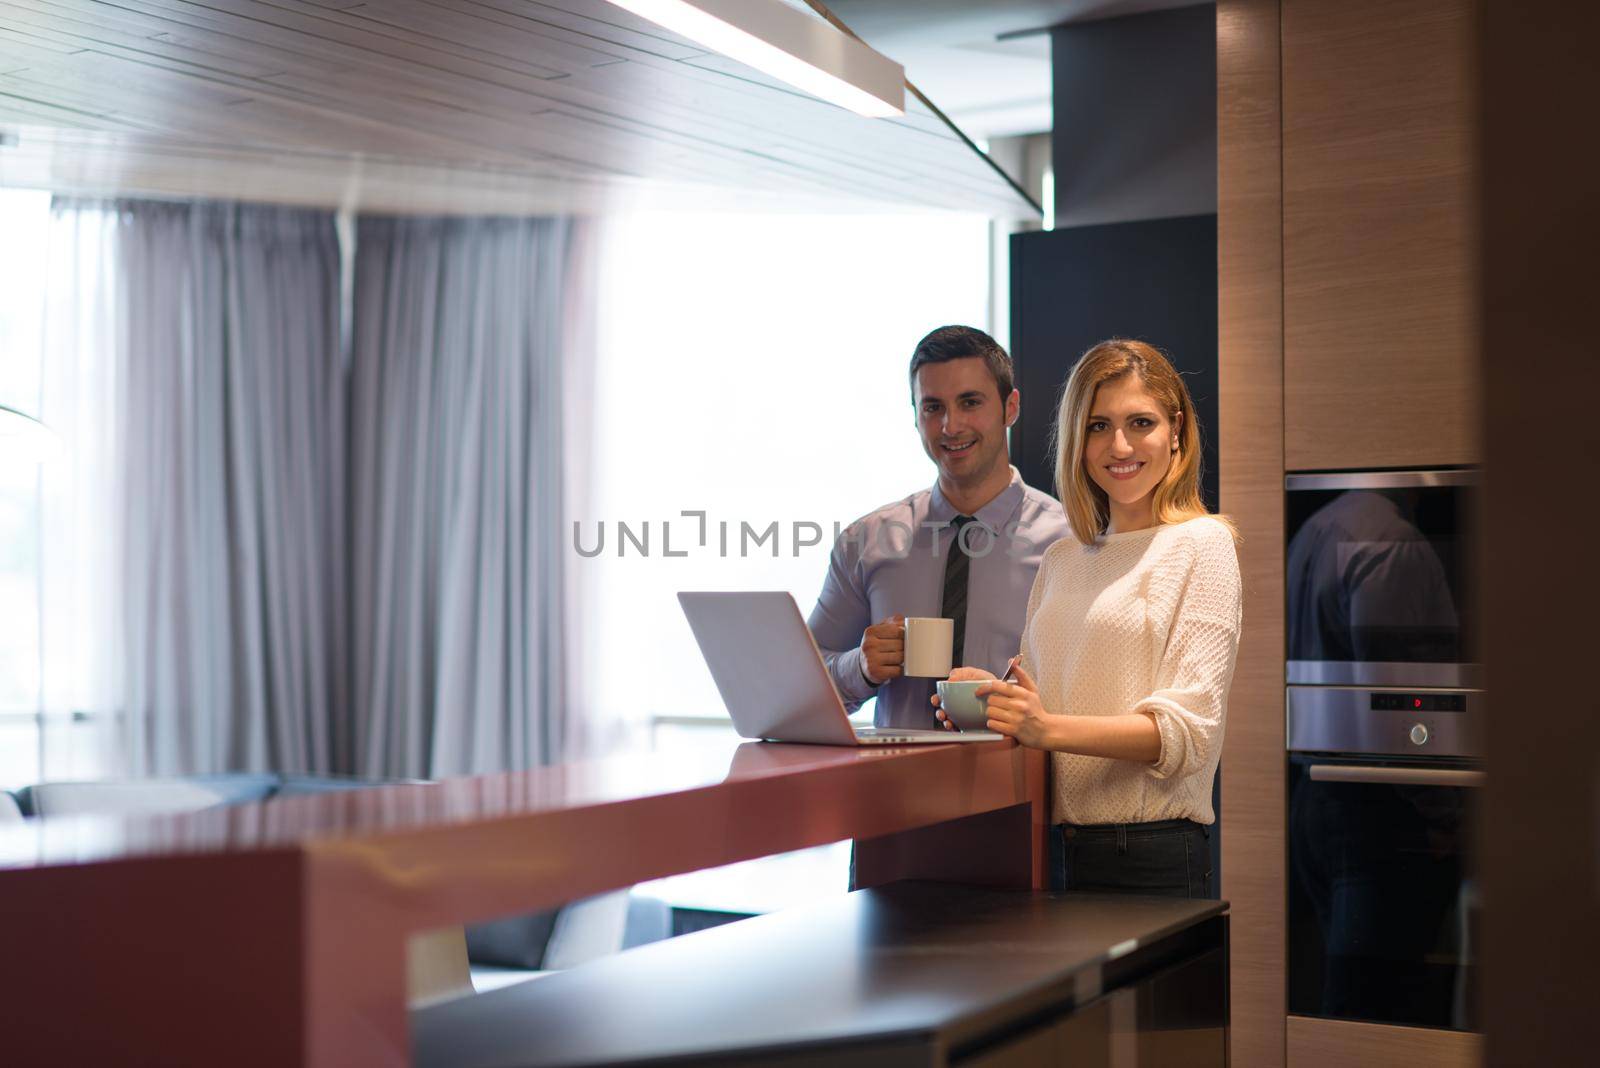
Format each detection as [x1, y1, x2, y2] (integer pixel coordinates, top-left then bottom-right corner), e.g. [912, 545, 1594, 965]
[934, 339, 1241, 897]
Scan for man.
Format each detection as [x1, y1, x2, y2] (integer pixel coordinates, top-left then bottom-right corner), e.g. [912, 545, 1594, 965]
[808, 325, 1070, 729]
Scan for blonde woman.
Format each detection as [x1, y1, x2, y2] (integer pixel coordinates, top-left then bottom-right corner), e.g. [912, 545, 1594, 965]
[933, 339, 1242, 897]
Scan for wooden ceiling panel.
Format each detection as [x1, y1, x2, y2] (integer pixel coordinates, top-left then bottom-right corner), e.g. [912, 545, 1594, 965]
[250, 0, 575, 81]
[108, 0, 584, 91]
[0, 0, 1038, 216]
[0, 94, 102, 128]
[323, 0, 620, 75]
[5, 3, 274, 75]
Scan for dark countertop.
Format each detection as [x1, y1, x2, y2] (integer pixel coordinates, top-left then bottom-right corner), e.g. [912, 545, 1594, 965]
[412, 881, 1228, 1067]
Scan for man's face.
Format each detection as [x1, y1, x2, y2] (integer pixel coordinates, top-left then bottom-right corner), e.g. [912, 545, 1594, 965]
[913, 357, 1017, 491]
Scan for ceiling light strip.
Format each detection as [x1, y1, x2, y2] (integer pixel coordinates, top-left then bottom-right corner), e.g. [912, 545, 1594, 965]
[603, 0, 905, 118]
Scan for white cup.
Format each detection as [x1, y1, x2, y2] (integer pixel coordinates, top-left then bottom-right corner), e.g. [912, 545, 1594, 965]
[903, 616, 955, 678]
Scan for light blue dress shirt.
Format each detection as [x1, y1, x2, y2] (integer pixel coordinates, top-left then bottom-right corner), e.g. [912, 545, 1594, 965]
[807, 468, 1071, 729]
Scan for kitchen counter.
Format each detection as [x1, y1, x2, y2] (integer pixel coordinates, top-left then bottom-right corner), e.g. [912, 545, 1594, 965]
[1, 739, 1046, 1066]
[414, 881, 1230, 1068]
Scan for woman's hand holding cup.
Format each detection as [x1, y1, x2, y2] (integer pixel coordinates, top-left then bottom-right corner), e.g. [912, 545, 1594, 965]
[932, 666, 998, 731]
[976, 663, 1054, 747]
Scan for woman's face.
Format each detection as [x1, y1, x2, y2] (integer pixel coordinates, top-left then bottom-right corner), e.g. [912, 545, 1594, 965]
[1082, 374, 1180, 522]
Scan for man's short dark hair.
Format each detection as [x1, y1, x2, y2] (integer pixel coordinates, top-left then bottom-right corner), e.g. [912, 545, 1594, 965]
[908, 325, 1015, 405]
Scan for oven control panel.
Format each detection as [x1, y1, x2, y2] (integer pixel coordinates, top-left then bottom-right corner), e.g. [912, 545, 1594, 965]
[1287, 686, 1483, 759]
[1370, 692, 1466, 713]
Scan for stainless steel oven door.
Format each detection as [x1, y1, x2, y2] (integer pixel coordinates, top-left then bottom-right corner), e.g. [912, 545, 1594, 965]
[1286, 469, 1480, 688]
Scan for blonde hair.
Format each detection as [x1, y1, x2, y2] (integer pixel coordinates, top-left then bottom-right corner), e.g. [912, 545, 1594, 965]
[1051, 339, 1235, 545]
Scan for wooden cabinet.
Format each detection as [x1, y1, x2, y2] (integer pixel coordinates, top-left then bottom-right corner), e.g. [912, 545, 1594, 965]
[1288, 1015, 1482, 1067]
[1282, 0, 1478, 470]
[1218, 1, 1289, 1061]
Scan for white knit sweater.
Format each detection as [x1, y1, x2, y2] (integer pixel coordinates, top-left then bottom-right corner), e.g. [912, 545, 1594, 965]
[1021, 516, 1242, 826]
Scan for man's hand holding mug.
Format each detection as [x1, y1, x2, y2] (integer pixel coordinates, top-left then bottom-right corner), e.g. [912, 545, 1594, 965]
[860, 614, 906, 685]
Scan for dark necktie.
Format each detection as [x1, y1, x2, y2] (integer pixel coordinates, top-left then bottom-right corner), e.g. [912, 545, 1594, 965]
[941, 515, 976, 670]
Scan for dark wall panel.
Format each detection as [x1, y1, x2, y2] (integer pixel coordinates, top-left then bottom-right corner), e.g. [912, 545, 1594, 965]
[1052, 4, 1218, 228]
[1008, 215, 1220, 513]
[1481, 2, 1600, 1064]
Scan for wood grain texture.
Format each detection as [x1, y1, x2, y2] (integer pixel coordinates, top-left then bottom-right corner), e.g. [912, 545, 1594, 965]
[1288, 1015, 1482, 1067]
[856, 747, 1048, 891]
[1282, 0, 1478, 470]
[0, 0, 1034, 216]
[1217, 1, 1286, 1065]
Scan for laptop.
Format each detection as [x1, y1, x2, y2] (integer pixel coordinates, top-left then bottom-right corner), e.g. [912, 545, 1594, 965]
[678, 591, 1004, 746]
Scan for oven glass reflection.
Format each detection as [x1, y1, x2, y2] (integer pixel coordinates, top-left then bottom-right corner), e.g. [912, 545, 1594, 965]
[1286, 471, 1478, 688]
[1287, 755, 1479, 1031]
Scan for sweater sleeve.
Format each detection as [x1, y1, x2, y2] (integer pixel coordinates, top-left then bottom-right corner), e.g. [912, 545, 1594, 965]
[1135, 521, 1243, 781]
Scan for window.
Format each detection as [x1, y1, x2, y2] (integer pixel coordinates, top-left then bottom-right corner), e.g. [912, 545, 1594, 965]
[0, 190, 117, 789]
[0, 189, 50, 788]
[580, 210, 992, 746]
[583, 209, 992, 907]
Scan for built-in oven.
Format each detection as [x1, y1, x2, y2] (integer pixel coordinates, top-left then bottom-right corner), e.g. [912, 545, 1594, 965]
[1286, 469, 1479, 689]
[1287, 687, 1482, 1031]
[1286, 467, 1482, 1034]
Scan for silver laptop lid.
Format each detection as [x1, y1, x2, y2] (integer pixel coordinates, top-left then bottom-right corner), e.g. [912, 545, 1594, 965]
[678, 591, 860, 745]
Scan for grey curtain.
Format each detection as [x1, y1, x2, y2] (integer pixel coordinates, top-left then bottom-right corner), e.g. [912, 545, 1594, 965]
[349, 216, 580, 778]
[103, 200, 346, 775]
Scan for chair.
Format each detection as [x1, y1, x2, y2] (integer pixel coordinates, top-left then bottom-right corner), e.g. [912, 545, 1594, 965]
[467, 891, 673, 993]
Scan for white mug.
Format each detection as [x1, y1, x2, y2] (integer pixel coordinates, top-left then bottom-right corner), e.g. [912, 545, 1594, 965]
[903, 616, 955, 678]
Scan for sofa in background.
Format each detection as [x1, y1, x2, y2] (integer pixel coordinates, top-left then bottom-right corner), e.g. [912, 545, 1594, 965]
[6, 772, 386, 819]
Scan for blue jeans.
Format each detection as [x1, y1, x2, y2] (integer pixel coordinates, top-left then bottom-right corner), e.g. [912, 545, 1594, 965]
[1050, 819, 1213, 898]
